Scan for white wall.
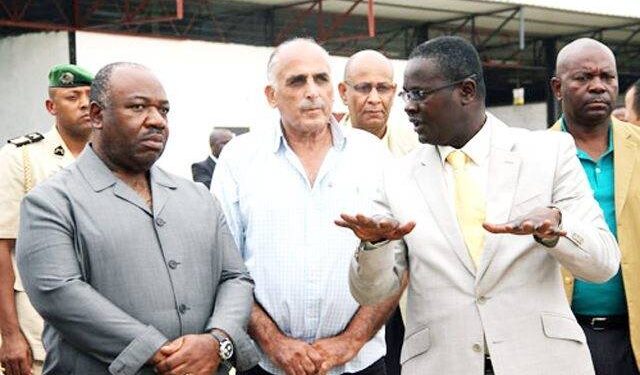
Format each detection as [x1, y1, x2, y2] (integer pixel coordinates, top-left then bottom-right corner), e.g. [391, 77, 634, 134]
[1, 31, 549, 178]
[76, 32, 413, 179]
[0, 32, 69, 142]
[488, 102, 548, 131]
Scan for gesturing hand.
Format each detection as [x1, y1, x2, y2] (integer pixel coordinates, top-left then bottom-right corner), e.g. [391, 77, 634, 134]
[335, 214, 415, 243]
[154, 334, 220, 375]
[483, 206, 565, 239]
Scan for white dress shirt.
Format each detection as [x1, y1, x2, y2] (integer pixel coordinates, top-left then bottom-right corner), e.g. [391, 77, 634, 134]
[212, 119, 389, 375]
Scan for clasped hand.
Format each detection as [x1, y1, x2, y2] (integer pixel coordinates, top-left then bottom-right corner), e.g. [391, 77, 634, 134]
[150, 334, 220, 375]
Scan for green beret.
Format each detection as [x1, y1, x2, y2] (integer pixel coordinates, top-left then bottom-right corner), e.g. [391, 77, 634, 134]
[48, 64, 94, 88]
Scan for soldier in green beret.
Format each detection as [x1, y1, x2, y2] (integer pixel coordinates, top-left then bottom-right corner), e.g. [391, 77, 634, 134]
[0, 63, 93, 375]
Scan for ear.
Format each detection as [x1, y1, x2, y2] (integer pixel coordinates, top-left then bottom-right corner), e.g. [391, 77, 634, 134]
[550, 77, 562, 101]
[264, 85, 277, 108]
[338, 82, 348, 105]
[45, 99, 56, 115]
[89, 102, 104, 130]
[459, 79, 477, 105]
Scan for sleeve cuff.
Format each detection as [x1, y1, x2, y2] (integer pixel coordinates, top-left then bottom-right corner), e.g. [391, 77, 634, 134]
[108, 325, 167, 375]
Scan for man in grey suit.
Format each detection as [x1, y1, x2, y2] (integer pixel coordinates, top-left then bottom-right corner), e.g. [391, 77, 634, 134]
[337, 36, 620, 374]
[15, 62, 257, 375]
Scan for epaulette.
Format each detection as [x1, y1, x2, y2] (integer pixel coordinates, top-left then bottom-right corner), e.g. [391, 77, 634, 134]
[7, 132, 44, 147]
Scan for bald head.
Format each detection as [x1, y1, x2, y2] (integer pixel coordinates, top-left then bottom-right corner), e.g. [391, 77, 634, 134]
[267, 38, 331, 85]
[551, 38, 619, 129]
[556, 38, 616, 77]
[344, 50, 394, 82]
[339, 50, 397, 138]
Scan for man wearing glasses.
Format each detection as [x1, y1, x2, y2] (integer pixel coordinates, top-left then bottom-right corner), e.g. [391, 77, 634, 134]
[338, 36, 620, 374]
[338, 50, 419, 157]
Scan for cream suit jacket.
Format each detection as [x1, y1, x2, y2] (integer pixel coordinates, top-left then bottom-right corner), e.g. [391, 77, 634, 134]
[349, 115, 620, 375]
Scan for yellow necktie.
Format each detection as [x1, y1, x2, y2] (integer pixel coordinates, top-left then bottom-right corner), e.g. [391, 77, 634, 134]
[446, 150, 486, 266]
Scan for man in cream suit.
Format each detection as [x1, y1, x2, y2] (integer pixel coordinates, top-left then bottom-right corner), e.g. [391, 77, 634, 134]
[337, 36, 620, 375]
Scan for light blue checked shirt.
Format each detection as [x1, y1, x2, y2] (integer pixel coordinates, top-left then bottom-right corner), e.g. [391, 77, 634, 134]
[212, 119, 389, 374]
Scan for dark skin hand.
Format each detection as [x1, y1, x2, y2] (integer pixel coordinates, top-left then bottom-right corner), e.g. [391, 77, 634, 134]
[334, 214, 416, 243]
[153, 334, 220, 375]
[0, 239, 33, 375]
[483, 206, 565, 239]
[0, 332, 32, 375]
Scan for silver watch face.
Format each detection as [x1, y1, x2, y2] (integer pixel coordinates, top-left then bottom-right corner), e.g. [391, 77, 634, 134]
[219, 338, 234, 360]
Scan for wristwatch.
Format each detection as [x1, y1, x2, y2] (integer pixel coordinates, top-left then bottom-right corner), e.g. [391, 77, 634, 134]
[210, 330, 234, 361]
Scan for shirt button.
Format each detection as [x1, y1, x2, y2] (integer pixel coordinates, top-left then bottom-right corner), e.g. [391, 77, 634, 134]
[472, 343, 482, 352]
[178, 304, 189, 314]
[477, 296, 487, 305]
[595, 168, 601, 173]
[168, 260, 179, 269]
[156, 218, 166, 226]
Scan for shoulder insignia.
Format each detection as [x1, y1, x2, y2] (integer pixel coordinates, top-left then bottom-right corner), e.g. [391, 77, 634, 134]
[8, 132, 44, 148]
[53, 145, 65, 156]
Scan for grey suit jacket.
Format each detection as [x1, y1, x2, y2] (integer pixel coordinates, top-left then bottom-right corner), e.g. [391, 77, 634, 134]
[350, 115, 620, 375]
[16, 146, 258, 375]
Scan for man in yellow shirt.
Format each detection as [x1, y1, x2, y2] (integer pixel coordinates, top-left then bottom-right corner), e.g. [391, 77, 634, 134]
[338, 50, 419, 375]
[338, 50, 419, 157]
[0, 64, 93, 375]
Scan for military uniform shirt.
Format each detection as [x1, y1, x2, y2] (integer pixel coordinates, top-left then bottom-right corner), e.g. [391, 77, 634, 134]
[0, 126, 74, 360]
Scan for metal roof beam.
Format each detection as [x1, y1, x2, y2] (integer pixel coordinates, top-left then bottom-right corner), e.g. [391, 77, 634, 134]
[429, 6, 521, 27]
[477, 8, 520, 50]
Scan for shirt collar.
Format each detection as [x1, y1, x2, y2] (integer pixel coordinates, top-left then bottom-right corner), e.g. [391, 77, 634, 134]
[272, 116, 347, 154]
[209, 154, 218, 163]
[560, 116, 614, 160]
[78, 144, 177, 192]
[437, 113, 492, 168]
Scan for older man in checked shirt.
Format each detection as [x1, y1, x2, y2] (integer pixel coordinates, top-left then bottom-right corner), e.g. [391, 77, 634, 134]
[212, 38, 400, 375]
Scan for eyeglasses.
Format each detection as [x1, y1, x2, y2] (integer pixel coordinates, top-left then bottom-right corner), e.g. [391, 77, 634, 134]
[398, 74, 477, 103]
[345, 81, 396, 95]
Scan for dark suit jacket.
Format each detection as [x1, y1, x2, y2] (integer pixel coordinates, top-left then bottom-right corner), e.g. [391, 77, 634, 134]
[191, 157, 215, 189]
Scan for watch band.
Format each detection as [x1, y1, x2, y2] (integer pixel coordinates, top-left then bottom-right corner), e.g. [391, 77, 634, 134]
[210, 330, 234, 361]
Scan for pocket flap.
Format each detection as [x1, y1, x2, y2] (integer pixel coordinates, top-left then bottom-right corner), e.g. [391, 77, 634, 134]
[541, 312, 585, 343]
[400, 326, 431, 364]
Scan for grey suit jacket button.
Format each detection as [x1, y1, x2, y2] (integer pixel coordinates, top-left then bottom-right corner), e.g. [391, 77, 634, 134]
[178, 304, 189, 314]
[168, 260, 179, 269]
[156, 218, 166, 226]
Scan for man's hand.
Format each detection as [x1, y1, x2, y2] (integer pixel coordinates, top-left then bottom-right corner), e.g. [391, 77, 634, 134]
[263, 335, 322, 375]
[335, 214, 415, 243]
[483, 206, 566, 239]
[154, 334, 220, 375]
[0, 332, 33, 375]
[147, 338, 181, 367]
[311, 334, 363, 375]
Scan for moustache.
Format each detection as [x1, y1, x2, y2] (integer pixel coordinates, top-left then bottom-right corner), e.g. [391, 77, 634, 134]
[299, 100, 325, 111]
[586, 96, 610, 105]
[140, 130, 166, 143]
